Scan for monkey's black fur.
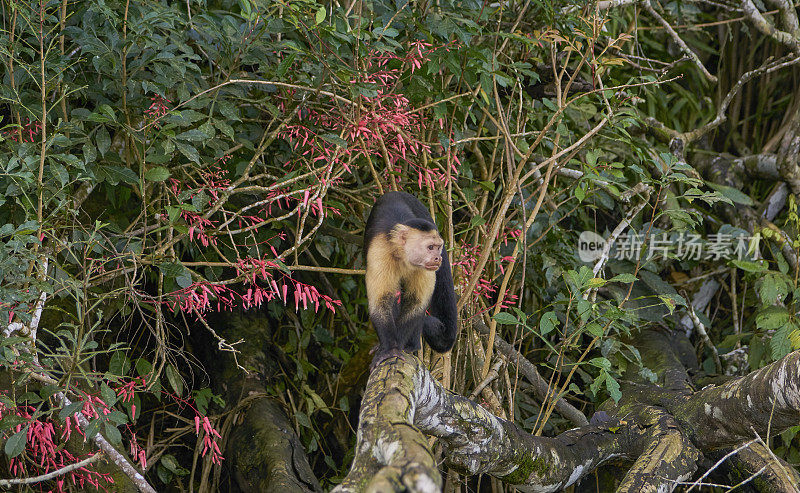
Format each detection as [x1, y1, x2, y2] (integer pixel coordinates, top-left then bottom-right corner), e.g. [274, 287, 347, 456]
[364, 192, 458, 360]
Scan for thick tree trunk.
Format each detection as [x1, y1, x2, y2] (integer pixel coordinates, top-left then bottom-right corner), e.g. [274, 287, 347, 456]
[195, 314, 322, 492]
[335, 328, 800, 492]
[228, 391, 321, 493]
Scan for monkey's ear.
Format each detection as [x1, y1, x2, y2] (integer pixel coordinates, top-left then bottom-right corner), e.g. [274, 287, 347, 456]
[392, 224, 410, 245]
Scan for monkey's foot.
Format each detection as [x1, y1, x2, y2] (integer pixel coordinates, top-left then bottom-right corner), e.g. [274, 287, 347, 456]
[370, 348, 407, 370]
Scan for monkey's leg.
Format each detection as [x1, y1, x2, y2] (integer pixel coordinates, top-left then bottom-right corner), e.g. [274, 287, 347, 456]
[370, 297, 408, 368]
[400, 317, 423, 352]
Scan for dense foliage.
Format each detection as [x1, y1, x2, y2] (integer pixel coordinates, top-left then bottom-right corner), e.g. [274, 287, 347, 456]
[2, 0, 800, 490]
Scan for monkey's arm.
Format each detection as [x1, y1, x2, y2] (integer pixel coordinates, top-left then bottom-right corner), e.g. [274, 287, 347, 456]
[423, 249, 458, 353]
[365, 234, 406, 356]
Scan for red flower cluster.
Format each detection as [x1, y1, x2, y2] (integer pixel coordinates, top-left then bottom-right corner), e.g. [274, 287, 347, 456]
[195, 415, 223, 465]
[2, 119, 42, 143]
[144, 95, 172, 127]
[1, 399, 113, 492]
[279, 41, 458, 189]
[163, 258, 342, 315]
[453, 228, 523, 311]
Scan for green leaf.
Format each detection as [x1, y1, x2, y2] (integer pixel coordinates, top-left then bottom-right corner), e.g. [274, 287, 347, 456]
[789, 327, 800, 350]
[566, 266, 594, 292]
[730, 259, 767, 273]
[109, 352, 131, 376]
[175, 141, 200, 163]
[477, 180, 495, 192]
[585, 277, 606, 288]
[95, 164, 139, 185]
[82, 143, 98, 165]
[756, 306, 790, 331]
[589, 371, 606, 396]
[577, 299, 593, 321]
[585, 322, 604, 337]
[217, 101, 241, 122]
[4, 427, 27, 458]
[84, 418, 102, 439]
[158, 261, 185, 277]
[494, 312, 519, 325]
[161, 454, 180, 472]
[101, 382, 118, 407]
[51, 163, 69, 186]
[771, 323, 793, 360]
[58, 401, 85, 419]
[609, 273, 637, 283]
[165, 206, 182, 223]
[585, 149, 599, 167]
[135, 358, 153, 377]
[99, 104, 117, 122]
[304, 385, 331, 416]
[96, 126, 111, 157]
[276, 53, 297, 78]
[176, 128, 209, 142]
[104, 422, 122, 445]
[0, 415, 28, 433]
[539, 311, 558, 335]
[757, 273, 789, 305]
[658, 295, 676, 315]
[175, 270, 192, 288]
[168, 110, 206, 125]
[216, 120, 235, 139]
[605, 374, 622, 402]
[639, 367, 658, 383]
[144, 166, 170, 182]
[639, 270, 680, 297]
[315, 6, 326, 25]
[707, 182, 754, 206]
[157, 463, 174, 483]
[373, 26, 399, 38]
[319, 133, 348, 148]
[589, 357, 611, 370]
[542, 98, 558, 111]
[165, 364, 184, 397]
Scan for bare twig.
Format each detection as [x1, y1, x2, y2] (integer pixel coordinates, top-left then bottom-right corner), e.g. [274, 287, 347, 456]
[0, 454, 104, 487]
[473, 321, 588, 426]
[742, 0, 800, 52]
[687, 303, 723, 374]
[469, 358, 504, 399]
[641, 0, 717, 82]
[592, 183, 653, 277]
[139, 79, 354, 132]
[682, 54, 800, 143]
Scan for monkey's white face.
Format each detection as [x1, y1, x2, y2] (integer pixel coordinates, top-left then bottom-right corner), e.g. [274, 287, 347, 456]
[402, 229, 443, 271]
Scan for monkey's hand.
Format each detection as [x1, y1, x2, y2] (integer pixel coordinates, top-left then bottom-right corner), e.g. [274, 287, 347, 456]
[370, 348, 407, 370]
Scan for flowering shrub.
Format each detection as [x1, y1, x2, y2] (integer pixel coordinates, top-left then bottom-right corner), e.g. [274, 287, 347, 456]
[0, 0, 738, 489]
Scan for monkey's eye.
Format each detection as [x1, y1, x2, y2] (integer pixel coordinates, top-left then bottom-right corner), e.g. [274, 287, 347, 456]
[428, 245, 435, 251]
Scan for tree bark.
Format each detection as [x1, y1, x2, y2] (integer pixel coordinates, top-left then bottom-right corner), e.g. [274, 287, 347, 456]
[336, 328, 800, 492]
[228, 392, 321, 493]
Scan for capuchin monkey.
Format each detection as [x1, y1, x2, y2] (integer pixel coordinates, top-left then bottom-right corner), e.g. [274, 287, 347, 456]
[364, 191, 458, 365]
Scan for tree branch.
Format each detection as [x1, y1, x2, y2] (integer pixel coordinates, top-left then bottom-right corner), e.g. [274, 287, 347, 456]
[0, 453, 103, 487]
[742, 0, 800, 52]
[473, 322, 588, 426]
[337, 355, 697, 492]
[641, 0, 717, 82]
